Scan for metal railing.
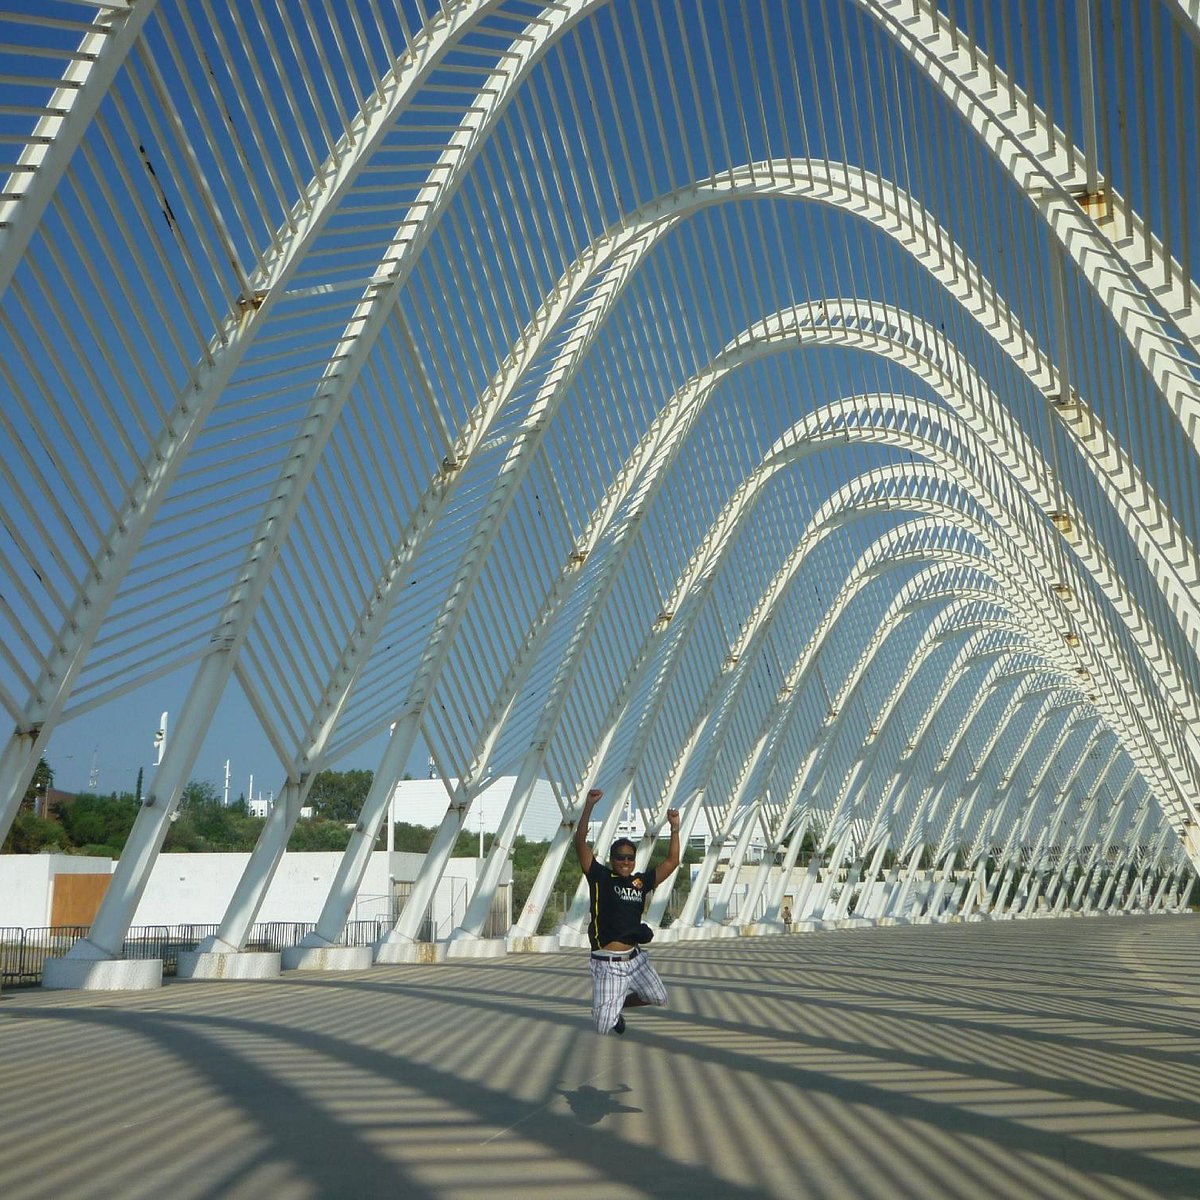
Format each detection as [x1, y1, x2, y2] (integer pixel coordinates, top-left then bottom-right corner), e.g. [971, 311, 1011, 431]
[0, 920, 392, 986]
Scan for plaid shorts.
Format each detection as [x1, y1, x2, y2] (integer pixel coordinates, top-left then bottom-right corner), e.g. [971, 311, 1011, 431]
[588, 947, 668, 1033]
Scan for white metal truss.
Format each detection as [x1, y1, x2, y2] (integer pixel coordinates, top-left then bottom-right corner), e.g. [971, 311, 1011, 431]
[1, 1, 1198, 980]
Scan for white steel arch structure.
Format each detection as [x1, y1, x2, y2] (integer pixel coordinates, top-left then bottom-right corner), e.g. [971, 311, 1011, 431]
[2, 1, 1199, 985]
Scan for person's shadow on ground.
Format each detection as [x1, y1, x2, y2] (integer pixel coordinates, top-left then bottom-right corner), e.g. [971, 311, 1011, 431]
[556, 1083, 641, 1125]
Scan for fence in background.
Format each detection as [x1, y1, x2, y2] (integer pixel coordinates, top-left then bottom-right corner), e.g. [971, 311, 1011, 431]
[0, 920, 389, 987]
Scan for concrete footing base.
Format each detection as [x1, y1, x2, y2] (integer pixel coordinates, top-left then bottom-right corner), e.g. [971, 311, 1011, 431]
[833, 916, 873, 929]
[741, 920, 786, 936]
[444, 936, 507, 960]
[41, 957, 163, 991]
[702, 922, 740, 938]
[652, 927, 681, 943]
[281, 945, 373, 971]
[676, 922, 739, 940]
[506, 934, 560, 954]
[372, 940, 446, 965]
[792, 919, 833, 933]
[176, 951, 281, 980]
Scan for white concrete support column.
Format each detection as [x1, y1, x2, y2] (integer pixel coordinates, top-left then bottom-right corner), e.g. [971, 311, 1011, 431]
[43, 653, 232, 988]
[990, 863, 1020, 919]
[509, 820, 575, 939]
[1100, 862, 1126, 913]
[374, 782, 473, 962]
[1044, 792, 1105, 914]
[287, 715, 422, 968]
[205, 780, 309, 950]
[1012, 828, 1051, 918]
[675, 837, 725, 930]
[888, 842, 929, 921]
[453, 757, 543, 941]
[849, 768, 912, 916]
[964, 859, 993, 919]
[1043, 850, 1076, 915]
[1158, 868, 1179, 912]
[830, 852, 866, 922]
[643, 790, 708, 928]
[1106, 859, 1134, 913]
[707, 806, 762, 926]
[1149, 872, 1171, 912]
[763, 811, 813, 923]
[1073, 860, 1100, 911]
[1086, 863, 1112, 915]
[920, 844, 961, 922]
[851, 836, 894, 920]
[1070, 855, 1100, 911]
[176, 778, 311, 979]
[738, 854, 778, 931]
[1082, 776, 1139, 913]
[1112, 805, 1154, 912]
[833, 763, 905, 922]
[809, 826, 857, 923]
[792, 856, 825, 921]
[739, 807, 799, 930]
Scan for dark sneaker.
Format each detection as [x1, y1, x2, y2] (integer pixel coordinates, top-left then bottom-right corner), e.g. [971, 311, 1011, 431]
[611, 1014, 626, 1035]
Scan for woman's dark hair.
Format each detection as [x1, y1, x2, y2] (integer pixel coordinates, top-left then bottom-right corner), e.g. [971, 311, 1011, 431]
[609, 837, 637, 859]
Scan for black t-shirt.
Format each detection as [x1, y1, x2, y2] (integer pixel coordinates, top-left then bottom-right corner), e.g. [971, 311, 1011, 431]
[585, 859, 660, 950]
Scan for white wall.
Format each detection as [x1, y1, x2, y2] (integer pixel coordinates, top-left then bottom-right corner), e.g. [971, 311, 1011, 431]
[130, 851, 393, 927]
[1, 851, 509, 933]
[0, 855, 114, 928]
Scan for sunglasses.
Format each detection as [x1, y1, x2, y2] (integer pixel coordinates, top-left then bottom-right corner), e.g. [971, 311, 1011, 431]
[612, 853, 636, 862]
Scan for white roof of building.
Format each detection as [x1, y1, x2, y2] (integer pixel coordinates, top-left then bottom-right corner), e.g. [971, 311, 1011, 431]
[390, 776, 563, 842]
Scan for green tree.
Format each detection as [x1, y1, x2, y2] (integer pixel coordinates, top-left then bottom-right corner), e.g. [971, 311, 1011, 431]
[165, 779, 265, 851]
[56, 792, 140, 856]
[21, 756, 54, 812]
[2, 810, 67, 853]
[390, 822, 436, 852]
[287, 817, 353, 851]
[308, 768, 374, 822]
[180, 779, 222, 808]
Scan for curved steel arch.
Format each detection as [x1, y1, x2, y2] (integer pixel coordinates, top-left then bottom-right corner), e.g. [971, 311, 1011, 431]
[692, 620, 1083, 930]
[201, 334, 1177, 954]
[65, 408, 1198, 958]
[7, 143, 1194, 862]
[2, 2, 1197, 980]
[542, 417, 1190, 940]
[552, 448, 1142, 941]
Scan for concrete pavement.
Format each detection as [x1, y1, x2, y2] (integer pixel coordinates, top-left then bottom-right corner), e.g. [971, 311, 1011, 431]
[2, 915, 1199, 1199]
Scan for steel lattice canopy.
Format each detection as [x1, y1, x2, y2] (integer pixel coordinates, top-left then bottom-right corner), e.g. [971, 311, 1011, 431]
[0, 0, 1198, 977]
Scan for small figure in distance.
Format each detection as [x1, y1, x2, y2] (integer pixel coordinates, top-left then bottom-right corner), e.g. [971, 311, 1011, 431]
[574, 786, 681, 1035]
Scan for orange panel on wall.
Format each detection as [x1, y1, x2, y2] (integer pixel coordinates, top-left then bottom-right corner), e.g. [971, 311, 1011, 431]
[50, 873, 112, 926]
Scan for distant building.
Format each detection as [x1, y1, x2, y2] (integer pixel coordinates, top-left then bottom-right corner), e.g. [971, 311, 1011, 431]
[38, 787, 77, 820]
[247, 798, 312, 821]
[589, 804, 713, 855]
[389, 776, 562, 841]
